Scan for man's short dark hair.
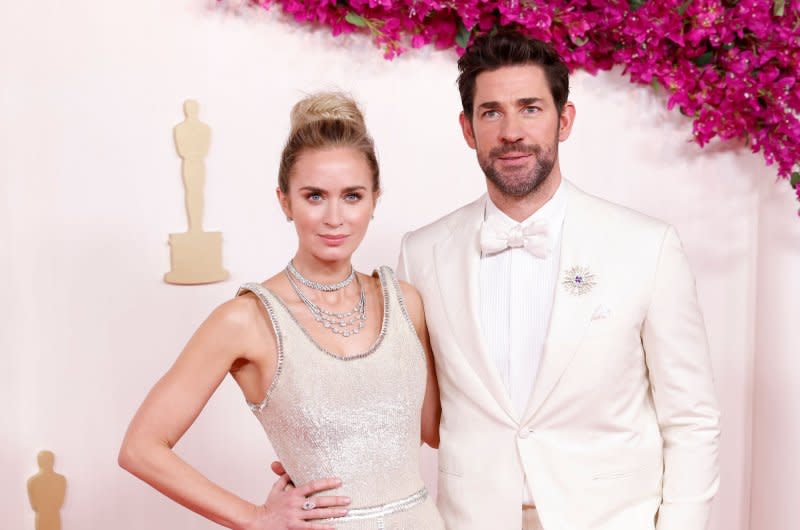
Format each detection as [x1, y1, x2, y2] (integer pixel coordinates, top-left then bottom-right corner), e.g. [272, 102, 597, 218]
[457, 30, 570, 120]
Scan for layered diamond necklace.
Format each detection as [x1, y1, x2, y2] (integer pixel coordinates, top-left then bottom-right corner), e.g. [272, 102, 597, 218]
[285, 260, 367, 338]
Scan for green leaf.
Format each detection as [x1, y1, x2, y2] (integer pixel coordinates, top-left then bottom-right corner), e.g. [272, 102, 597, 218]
[693, 50, 714, 67]
[345, 12, 367, 28]
[629, 0, 646, 11]
[773, 0, 785, 16]
[677, 0, 692, 15]
[456, 18, 471, 48]
[572, 36, 589, 47]
[791, 171, 800, 188]
[651, 79, 661, 93]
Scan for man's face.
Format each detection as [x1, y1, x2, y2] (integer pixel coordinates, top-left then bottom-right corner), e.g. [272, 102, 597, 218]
[460, 64, 574, 198]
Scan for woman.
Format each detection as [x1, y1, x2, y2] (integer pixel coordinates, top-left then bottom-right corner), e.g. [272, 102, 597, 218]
[119, 93, 444, 530]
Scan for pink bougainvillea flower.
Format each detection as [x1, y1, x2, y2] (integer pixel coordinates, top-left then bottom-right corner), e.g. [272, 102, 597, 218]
[227, 0, 800, 214]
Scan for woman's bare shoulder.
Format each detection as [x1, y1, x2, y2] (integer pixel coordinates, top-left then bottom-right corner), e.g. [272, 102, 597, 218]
[390, 276, 425, 331]
[209, 278, 283, 344]
[396, 279, 423, 310]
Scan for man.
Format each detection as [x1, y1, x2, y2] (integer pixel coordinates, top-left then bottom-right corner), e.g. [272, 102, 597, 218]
[397, 30, 720, 530]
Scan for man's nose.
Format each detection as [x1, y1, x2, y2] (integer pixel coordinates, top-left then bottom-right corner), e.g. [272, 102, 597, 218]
[499, 114, 525, 144]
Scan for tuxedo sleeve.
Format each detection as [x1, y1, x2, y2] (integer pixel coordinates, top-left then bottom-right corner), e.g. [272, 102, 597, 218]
[642, 226, 721, 530]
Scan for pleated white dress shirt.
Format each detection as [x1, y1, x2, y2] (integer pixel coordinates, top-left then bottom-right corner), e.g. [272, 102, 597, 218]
[479, 181, 567, 504]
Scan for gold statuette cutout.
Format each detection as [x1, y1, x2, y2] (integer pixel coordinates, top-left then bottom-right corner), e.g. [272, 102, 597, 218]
[165, 99, 229, 285]
[27, 450, 66, 530]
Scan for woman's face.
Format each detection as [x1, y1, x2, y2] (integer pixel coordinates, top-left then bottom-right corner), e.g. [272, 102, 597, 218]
[279, 146, 378, 265]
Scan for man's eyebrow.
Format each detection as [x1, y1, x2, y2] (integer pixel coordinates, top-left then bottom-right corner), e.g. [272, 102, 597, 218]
[476, 97, 544, 110]
[476, 100, 502, 110]
[517, 97, 544, 106]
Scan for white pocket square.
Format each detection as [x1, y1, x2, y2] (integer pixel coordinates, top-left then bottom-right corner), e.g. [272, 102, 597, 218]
[591, 304, 611, 320]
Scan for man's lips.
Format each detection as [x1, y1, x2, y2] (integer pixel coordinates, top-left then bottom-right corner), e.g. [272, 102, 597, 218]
[497, 153, 532, 161]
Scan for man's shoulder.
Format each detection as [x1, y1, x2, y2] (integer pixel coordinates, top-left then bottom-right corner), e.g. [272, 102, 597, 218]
[569, 182, 670, 241]
[402, 194, 485, 248]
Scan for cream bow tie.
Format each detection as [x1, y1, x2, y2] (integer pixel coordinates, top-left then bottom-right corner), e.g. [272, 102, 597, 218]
[479, 218, 551, 258]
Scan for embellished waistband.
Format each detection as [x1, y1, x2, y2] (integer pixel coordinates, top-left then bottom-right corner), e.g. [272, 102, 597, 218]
[323, 487, 428, 523]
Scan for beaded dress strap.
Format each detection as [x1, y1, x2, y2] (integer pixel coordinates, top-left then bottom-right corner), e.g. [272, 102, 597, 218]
[236, 283, 285, 412]
[378, 266, 426, 361]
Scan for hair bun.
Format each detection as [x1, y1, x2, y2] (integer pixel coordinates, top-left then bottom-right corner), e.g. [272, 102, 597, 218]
[290, 92, 367, 135]
[278, 92, 380, 194]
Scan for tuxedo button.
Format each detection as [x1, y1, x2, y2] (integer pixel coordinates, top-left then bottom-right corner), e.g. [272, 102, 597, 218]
[518, 428, 533, 439]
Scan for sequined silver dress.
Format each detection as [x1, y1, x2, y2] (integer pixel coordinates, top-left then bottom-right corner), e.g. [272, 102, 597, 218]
[237, 267, 445, 530]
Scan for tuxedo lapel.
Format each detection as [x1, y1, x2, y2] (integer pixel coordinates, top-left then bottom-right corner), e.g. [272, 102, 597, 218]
[434, 196, 517, 422]
[522, 183, 603, 424]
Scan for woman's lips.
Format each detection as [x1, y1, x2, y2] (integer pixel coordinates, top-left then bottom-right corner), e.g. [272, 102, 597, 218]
[319, 234, 348, 246]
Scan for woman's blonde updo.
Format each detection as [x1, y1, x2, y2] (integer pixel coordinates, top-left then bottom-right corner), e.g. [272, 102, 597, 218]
[278, 92, 380, 194]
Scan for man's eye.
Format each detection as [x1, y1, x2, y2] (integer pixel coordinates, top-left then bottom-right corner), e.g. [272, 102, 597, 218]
[523, 106, 540, 114]
[483, 110, 500, 119]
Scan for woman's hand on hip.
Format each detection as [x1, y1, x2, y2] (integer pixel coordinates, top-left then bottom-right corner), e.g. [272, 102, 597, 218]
[243, 473, 350, 530]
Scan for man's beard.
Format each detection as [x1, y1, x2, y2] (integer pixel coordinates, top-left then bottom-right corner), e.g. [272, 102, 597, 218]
[478, 140, 557, 198]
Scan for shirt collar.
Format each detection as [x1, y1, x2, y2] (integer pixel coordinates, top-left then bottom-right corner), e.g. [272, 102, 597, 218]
[484, 179, 568, 231]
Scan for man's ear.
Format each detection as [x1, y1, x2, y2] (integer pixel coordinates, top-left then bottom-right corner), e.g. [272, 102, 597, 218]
[459, 111, 477, 150]
[558, 102, 576, 142]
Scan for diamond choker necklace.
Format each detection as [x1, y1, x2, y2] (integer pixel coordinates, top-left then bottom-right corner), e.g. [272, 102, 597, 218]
[285, 268, 367, 338]
[286, 260, 355, 292]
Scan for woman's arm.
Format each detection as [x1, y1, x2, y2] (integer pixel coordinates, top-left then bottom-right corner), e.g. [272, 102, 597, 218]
[399, 281, 441, 449]
[118, 296, 348, 529]
[119, 298, 267, 528]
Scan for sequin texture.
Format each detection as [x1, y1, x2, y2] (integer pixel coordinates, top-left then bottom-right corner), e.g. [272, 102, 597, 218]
[237, 267, 444, 529]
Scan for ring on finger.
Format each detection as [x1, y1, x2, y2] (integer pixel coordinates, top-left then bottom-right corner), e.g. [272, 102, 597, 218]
[302, 500, 316, 511]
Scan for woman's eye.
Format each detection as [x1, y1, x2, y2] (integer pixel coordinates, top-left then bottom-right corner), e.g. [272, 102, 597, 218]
[344, 193, 362, 202]
[307, 193, 323, 202]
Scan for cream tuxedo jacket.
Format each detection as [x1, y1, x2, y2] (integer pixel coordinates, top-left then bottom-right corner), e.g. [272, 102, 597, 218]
[398, 181, 720, 530]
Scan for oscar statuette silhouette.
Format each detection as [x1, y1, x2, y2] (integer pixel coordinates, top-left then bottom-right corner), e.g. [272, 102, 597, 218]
[27, 451, 66, 530]
[164, 100, 229, 284]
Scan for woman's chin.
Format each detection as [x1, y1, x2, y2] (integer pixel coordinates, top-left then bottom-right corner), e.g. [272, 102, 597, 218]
[311, 247, 355, 263]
